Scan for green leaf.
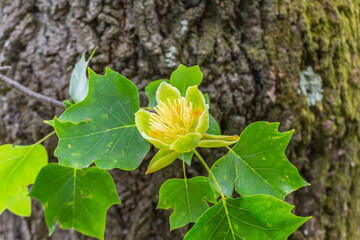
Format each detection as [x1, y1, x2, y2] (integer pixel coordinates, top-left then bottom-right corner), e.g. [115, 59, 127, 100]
[179, 152, 193, 165]
[54, 68, 149, 170]
[157, 177, 217, 230]
[0, 144, 48, 216]
[211, 122, 309, 199]
[29, 164, 120, 240]
[204, 93, 221, 135]
[184, 195, 311, 240]
[170, 64, 203, 96]
[207, 114, 221, 135]
[69, 49, 96, 103]
[63, 99, 74, 108]
[204, 93, 210, 105]
[43, 120, 54, 127]
[145, 79, 169, 108]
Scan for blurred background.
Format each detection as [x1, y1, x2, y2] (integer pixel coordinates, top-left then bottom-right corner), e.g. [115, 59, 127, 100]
[0, 0, 359, 239]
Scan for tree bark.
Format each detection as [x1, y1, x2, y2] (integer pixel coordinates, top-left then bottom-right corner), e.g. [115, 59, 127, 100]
[0, 0, 359, 239]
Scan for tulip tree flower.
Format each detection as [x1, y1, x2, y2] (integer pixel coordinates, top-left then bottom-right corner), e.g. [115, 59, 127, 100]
[135, 82, 239, 174]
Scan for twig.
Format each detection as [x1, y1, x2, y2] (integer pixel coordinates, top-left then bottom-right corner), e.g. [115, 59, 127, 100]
[0, 72, 65, 109]
[0, 66, 11, 71]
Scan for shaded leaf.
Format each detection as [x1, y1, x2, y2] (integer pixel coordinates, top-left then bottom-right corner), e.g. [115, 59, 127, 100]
[158, 177, 217, 230]
[207, 115, 221, 135]
[211, 122, 309, 199]
[170, 64, 203, 96]
[30, 164, 120, 240]
[145, 79, 169, 108]
[0, 144, 47, 216]
[184, 195, 311, 240]
[54, 68, 149, 170]
[69, 49, 96, 103]
[204, 93, 220, 135]
[179, 152, 193, 165]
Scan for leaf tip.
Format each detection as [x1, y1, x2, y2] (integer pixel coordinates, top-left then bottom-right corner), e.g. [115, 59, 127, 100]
[87, 66, 96, 77]
[303, 180, 311, 186]
[89, 48, 97, 59]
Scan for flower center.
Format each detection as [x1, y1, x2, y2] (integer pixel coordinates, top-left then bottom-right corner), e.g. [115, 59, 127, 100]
[149, 97, 195, 139]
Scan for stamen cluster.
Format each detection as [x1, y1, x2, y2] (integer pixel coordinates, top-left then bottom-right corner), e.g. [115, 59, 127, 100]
[149, 98, 194, 139]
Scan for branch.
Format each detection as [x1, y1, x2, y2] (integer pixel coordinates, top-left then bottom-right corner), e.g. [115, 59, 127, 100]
[0, 66, 11, 71]
[0, 68, 65, 109]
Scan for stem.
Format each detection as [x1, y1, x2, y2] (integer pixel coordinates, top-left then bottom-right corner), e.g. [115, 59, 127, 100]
[182, 154, 187, 181]
[0, 66, 11, 71]
[192, 149, 225, 198]
[193, 149, 236, 237]
[34, 131, 56, 145]
[0, 72, 65, 108]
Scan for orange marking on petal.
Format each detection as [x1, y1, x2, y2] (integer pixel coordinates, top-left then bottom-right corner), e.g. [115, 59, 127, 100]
[193, 109, 202, 117]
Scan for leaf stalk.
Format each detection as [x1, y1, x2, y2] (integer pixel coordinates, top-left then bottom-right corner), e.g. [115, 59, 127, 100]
[34, 131, 56, 145]
[192, 149, 224, 198]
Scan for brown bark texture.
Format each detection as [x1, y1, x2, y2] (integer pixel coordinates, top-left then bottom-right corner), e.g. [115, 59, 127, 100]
[0, 0, 360, 239]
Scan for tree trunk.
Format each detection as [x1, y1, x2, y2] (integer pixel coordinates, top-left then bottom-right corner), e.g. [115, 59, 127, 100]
[0, 0, 359, 239]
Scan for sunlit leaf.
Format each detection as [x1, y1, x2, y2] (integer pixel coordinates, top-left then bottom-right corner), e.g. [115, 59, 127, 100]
[54, 68, 149, 170]
[170, 64, 203, 96]
[69, 49, 96, 103]
[211, 122, 309, 199]
[184, 195, 310, 240]
[0, 144, 47, 216]
[30, 164, 120, 240]
[158, 177, 217, 230]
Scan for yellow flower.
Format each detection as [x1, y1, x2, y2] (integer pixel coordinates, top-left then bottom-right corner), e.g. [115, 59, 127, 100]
[135, 82, 239, 174]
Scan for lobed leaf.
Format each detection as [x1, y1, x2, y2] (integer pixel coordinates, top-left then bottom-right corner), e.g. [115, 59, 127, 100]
[211, 122, 309, 199]
[30, 164, 120, 240]
[170, 64, 203, 96]
[158, 176, 217, 230]
[0, 144, 48, 216]
[184, 195, 311, 240]
[54, 68, 149, 170]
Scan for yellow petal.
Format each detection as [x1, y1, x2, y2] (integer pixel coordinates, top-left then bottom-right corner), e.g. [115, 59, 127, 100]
[140, 132, 171, 150]
[198, 134, 240, 148]
[145, 150, 181, 174]
[195, 105, 209, 135]
[170, 132, 202, 153]
[185, 85, 206, 112]
[135, 109, 151, 134]
[156, 82, 181, 106]
[135, 109, 171, 149]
